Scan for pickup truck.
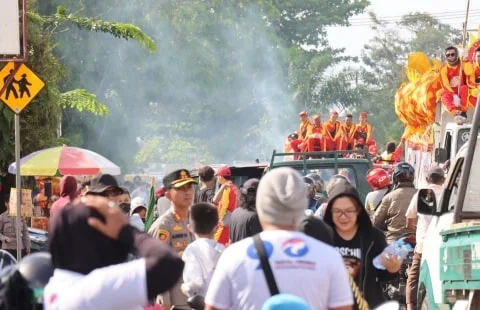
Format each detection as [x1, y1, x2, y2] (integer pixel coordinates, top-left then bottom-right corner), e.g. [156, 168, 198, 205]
[416, 97, 480, 309]
[266, 150, 373, 202]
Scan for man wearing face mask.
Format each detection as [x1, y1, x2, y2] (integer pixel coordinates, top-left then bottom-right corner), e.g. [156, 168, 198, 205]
[440, 45, 469, 122]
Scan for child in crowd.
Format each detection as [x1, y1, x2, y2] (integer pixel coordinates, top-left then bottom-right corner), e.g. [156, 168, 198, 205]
[181, 203, 225, 299]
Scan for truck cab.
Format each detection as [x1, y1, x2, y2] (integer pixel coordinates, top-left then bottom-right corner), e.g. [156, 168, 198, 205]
[417, 100, 480, 309]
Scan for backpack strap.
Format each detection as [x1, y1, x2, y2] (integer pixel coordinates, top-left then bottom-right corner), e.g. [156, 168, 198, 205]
[253, 234, 280, 296]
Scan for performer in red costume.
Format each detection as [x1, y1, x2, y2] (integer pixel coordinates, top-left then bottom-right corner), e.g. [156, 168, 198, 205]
[337, 114, 357, 151]
[306, 115, 323, 153]
[466, 47, 480, 108]
[323, 111, 341, 151]
[439, 46, 469, 121]
[297, 111, 313, 142]
[355, 112, 375, 147]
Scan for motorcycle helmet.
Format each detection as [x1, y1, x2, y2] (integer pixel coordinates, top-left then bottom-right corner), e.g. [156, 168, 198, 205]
[366, 168, 390, 190]
[305, 173, 325, 193]
[392, 162, 415, 184]
[303, 177, 316, 199]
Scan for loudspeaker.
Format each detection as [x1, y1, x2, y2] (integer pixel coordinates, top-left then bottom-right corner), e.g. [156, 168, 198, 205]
[44, 181, 52, 198]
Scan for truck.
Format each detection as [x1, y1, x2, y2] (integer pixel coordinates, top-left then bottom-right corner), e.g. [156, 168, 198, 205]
[415, 96, 480, 309]
[395, 51, 474, 188]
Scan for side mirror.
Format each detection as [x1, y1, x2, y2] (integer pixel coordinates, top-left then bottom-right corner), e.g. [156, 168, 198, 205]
[435, 148, 448, 164]
[417, 188, 437, 215]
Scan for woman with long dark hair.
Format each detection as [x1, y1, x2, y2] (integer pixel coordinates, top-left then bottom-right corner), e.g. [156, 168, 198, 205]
[229, 178, 262, 244]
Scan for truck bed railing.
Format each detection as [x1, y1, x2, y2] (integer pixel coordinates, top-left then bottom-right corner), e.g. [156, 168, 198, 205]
[270, 150, 372, 176]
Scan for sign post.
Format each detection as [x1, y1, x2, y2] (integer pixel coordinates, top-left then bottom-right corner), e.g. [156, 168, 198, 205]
[0, 0, 29, 261]
[15, 114, 21, 260]
[0, 63, 44, 260]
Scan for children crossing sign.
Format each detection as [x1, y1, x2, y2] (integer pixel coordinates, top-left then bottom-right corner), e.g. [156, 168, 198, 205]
[0, 62, 45, 114]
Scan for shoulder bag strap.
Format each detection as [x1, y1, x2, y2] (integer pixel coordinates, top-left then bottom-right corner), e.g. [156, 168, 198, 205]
[253, 234, 280, 296]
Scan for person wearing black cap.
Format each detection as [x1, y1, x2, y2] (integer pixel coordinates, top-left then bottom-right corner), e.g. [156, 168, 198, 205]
[43, 195, 184, 310]
[148, 169, 196, 310]
[85, 174, 124, 204]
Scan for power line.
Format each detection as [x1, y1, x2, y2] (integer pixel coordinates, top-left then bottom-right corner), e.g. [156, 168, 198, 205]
[348, 9, 480, 22]
[344, 13, 480, 27]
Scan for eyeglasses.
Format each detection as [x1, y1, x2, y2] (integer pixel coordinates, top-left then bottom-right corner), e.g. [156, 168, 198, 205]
[332, 209, 358, 217]
[446, 53, 456, 57]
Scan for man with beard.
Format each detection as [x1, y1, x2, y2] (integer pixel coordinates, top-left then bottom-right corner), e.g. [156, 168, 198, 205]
[439, 45, 469, 122]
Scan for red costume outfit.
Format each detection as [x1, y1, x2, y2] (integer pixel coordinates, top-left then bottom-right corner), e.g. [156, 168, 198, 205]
[323, 111, 340, 151]
[214, 167, 238, 245]
[439, 62, 469, 114]
[355, 112, 374, 147]
[306, 115, 323, 152]
[338, 123, 357, 151]
[466, 61, 480, 108]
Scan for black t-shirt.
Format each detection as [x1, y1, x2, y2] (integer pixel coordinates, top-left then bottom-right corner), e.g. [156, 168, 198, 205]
[194, 187, 214, 204]
[229, 208, 262, 243]
[334, 230, 363, 285]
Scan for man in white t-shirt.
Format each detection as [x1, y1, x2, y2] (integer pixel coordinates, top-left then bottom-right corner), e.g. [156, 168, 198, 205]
[405, 166, 445, 310]
[205, 167, 353, 310]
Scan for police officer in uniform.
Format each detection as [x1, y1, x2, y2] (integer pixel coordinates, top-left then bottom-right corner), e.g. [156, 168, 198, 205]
[149, 169, 196, 310]
[0, 195, 30, 259]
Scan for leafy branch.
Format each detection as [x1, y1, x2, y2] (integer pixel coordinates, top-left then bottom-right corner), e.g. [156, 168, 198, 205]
[59, 89, 108, 116]
[37, 6, 156, 52]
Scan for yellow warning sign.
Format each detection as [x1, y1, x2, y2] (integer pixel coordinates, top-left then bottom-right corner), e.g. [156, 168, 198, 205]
[0, 62, 45, 114]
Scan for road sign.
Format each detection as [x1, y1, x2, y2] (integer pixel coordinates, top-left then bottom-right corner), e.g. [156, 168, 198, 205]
[0, 62, 45, 113]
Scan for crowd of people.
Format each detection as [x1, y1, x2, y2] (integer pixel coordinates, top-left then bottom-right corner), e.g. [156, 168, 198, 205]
[0, 157, 450, 310]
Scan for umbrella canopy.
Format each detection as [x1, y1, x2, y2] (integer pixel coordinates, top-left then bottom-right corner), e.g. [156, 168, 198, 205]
[8, 146, 121, 176]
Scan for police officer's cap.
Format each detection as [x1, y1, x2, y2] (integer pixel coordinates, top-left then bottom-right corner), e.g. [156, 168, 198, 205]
[163, 169, 197, 190]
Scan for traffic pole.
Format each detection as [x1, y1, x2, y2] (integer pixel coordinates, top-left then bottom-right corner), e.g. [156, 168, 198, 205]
[15, 113, 21, 261]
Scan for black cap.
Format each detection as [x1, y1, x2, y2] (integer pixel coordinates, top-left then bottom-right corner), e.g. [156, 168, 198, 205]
[163, 169, 197, 190]
[87, 174, 121, 195]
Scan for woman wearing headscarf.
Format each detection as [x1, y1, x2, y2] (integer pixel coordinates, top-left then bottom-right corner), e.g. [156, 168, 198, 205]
[323, 182, 401, 309]
[49, 176, 78, 216]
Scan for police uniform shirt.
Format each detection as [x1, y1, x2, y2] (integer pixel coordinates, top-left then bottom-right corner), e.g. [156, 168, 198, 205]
[149, 208, 194, 308]
[0, 211, 30, 250]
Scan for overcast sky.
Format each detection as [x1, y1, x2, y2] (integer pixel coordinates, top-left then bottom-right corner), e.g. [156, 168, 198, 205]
[327, 0, 480, 56]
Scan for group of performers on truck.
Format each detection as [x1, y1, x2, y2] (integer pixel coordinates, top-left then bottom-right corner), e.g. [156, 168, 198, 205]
[284, 110, 400, 161]
[284, 110, 403, 168]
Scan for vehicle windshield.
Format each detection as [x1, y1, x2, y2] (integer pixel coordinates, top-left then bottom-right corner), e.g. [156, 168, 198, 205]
[462, 137, 480, 212]
[288, 166, 358, 188]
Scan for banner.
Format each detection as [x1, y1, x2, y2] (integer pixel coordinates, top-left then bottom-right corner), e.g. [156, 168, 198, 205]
[0, 0, 21, 54]
[9, 188, 33, 217]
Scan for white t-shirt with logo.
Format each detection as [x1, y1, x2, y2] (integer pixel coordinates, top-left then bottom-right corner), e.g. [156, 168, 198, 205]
[405, 184, 443, 253]
[43, 259, 147, 310]
[205, 230, 353, 310]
